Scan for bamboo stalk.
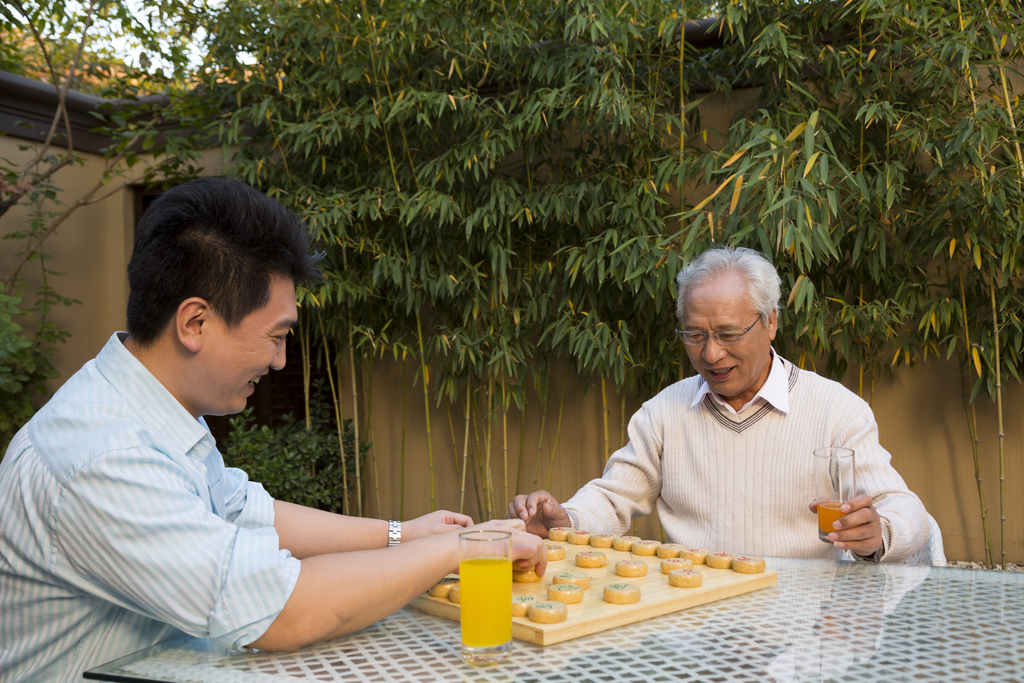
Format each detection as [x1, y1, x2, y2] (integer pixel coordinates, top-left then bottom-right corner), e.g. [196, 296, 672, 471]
[955, 0, 989, 197]
[991, 36, 1024, 191]
[347, 342, 362, 516]
[620, 393, 627, 449]
[952, 3, 995, 565]
[990, 35, 1023, 566]
[532, 374, 549, 491]
[338, 348, 359, 515]
[484, 375, 496, 520]
[601, 377, 611, 465]
[546, 365, 570, 490]
[416, 313, 436, 513]
[472, 392, 487, 519]
[678, 0, 686, 158]
[460, 389, 472, 515]
[365, 361, 380, 518]
[468, 406, 485, 521]
[501, 375, 509, 508]
[316, 307, 349, 515]
[358, 0, 435, 513]
[400, 359, 407, 520]
[446, 401, 462, 497]
[515, 402, 526, 496]
[300, 313, 312, 430]
[989, 276, 1006, 569]
[958, 261, 994, 566]
[869, 365, 875, 410]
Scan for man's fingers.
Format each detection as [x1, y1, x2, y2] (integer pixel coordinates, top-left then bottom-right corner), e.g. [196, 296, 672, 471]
[833, 505, 879, 531]
[488, 518, 526, 531]
[507, 497, 525, 520]
[524, 491, 557, 518]
[840, 494, 874, 513]
[830, 522, 876, 542]
[450, 512, 473, 527]
[526, 491, 551, 518]
[510, 529, 546, 576]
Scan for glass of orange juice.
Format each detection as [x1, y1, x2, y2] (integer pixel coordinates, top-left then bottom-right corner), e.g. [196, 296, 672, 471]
[459, 529, 513, 665]
[813, 447, 856, 542]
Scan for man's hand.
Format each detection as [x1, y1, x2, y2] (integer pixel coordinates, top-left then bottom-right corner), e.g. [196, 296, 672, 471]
[507, 490, 571, 538]
[403, 510, 473, 542]
[809, 494, 883, 557]
[468, 518, 548, 575]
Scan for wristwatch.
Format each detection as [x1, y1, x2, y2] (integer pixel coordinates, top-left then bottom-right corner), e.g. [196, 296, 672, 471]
[858, 517, 890, 563]
[387, 519, 402, 547]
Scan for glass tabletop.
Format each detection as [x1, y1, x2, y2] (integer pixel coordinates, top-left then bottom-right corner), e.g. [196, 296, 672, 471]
[85, 557, 1024, 682]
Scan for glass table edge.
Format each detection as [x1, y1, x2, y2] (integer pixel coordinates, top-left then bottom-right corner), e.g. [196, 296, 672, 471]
[84, 633, 197, 682]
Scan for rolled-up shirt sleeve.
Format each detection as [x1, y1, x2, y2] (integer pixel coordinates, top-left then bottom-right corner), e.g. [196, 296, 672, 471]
[221, 463, 276, 531]
[209, 525, 300, 648]
[52, 448, 300, 650]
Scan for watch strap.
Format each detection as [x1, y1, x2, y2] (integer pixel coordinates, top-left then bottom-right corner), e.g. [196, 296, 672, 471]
[387, 519, 402, 547]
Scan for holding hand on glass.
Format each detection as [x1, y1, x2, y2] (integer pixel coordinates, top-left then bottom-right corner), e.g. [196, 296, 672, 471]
[808, 494, 883, 557]
[809, 447, 884, 558]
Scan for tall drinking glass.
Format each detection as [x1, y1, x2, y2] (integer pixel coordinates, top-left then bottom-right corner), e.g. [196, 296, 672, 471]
[813, 447, 856, 542]
[459, 529, 513, 665]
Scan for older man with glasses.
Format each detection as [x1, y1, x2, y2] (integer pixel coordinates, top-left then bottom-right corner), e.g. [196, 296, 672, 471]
[509, 246, 929, 562]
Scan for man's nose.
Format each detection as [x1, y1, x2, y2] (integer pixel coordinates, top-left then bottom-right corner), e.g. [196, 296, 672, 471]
[271, 340, 287, 371]
[702, 337, 727, 363]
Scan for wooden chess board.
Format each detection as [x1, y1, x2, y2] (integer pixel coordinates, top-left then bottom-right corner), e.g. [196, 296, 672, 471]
[410, 540, 778, 645]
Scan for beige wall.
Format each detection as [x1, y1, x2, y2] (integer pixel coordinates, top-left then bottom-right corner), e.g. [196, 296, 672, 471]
[3, 110, 1019, 566]
[867, 358, 1022, 564]
[0, 141, 227, 386]
[2, 141, 133, 380]
[344, 353, 1022, 565]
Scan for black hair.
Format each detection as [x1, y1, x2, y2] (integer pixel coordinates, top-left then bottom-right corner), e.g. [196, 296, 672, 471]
[126, 177, 322, 345]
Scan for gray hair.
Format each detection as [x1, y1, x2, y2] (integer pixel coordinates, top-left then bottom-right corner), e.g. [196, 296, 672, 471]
[675, 247, 782, 325]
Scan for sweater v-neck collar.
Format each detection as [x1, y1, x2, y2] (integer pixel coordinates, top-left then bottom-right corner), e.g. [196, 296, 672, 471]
[697, 359, 800, 433]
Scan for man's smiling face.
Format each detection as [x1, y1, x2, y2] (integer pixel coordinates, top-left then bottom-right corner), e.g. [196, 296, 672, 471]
[193, 274, 298, 417]
[682, 271, 777, 412]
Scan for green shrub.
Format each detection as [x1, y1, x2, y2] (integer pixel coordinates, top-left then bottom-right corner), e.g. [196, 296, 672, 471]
[220, 388, 370, 514]
[0, 293, 61, 454]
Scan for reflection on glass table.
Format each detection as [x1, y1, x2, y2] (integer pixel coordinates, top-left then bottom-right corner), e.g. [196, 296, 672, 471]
[85, 557, 1024, 683]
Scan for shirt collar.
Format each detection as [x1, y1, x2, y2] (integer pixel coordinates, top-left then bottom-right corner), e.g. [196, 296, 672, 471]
[94, 332, 214, 464]
[690, 349, 791, 415]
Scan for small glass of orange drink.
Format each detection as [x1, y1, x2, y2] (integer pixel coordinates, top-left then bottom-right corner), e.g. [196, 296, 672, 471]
[813, 447, 856, 542]
[459, 529, 513, 665]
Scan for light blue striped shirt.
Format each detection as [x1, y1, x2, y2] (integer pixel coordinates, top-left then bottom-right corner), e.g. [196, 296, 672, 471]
[0, 332, 301, 682]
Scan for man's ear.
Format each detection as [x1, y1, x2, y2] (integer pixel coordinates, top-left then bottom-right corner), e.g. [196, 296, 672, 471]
[175, 297, 212, 353]
[767, 308, 778, 340]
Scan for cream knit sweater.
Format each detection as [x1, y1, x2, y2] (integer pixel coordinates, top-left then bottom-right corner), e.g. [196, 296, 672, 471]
[563, 356, 929, 562]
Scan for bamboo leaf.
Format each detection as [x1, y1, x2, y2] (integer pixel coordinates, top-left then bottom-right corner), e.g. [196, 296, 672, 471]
[722, 148, 748, 168]
[728, 175, 744, 214]
[802, 152, 820, 178]
[785, 122, 807, 143]
[692, 174, 737, 212]
[787, 274, 805, 306]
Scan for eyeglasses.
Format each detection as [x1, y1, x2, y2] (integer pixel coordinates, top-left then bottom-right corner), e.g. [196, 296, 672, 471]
[675, 319, 760, 347]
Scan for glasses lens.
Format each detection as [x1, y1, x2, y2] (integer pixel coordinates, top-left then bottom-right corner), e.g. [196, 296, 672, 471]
[681, 332, 706, 345]
[715, 332, 744, 345]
